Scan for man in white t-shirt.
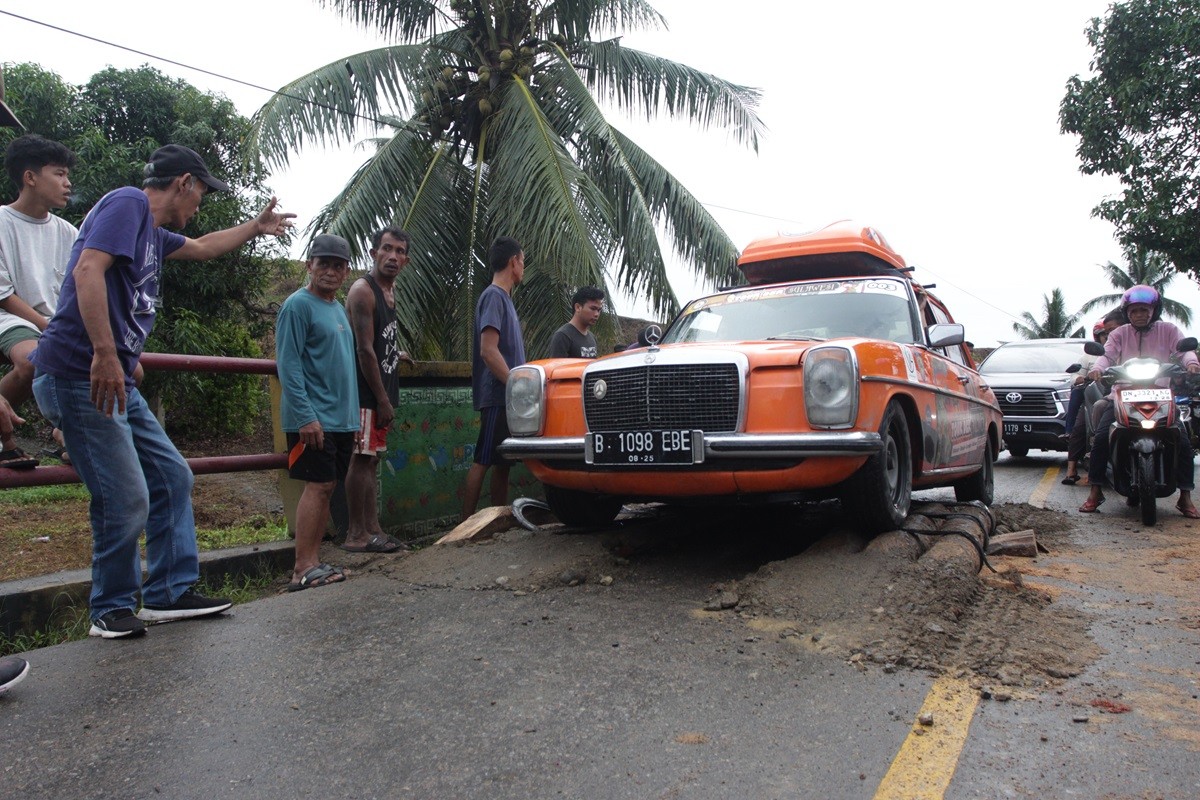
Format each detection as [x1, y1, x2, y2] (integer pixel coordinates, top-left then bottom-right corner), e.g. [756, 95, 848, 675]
[0, 134, 78, 468]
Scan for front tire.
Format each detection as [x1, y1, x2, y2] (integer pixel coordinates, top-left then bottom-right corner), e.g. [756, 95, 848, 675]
[1007, 445, 1029, 458]
[1137, 452, 1157, 526]
[954, 438, 995, 504]
[544, 485, 624, 528]
[844, 401, 912, 533]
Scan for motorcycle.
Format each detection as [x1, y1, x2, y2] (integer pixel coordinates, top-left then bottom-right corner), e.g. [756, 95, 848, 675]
[1095, 337, 1197, 526]
[1172, 371, 1200, 449]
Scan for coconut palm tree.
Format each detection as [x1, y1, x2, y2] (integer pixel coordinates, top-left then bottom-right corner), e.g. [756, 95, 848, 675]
[249, 0, 763, 359]
[1078, 246, 1191, 327]
[1012, 288, 1084, 339]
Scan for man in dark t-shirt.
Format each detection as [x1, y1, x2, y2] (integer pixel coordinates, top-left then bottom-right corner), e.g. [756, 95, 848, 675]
[343, 227, 414, 553]
[547, 286, 603, 358]
[462, 236, 526, 520]
[30, 145, 294, 638]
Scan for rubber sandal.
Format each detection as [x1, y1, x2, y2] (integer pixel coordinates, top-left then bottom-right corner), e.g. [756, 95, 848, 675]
[339, 534, 407, 553]
[1078, 496, 1105, 513]
[287, 563, 346, 592]
[1061, 475, 1081, 485]
[1175, 501, 1200, 519]
[0, 448, 38, 470]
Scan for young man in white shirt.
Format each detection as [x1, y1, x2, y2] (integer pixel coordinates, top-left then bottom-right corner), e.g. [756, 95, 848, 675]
[0, 134, 78, 468]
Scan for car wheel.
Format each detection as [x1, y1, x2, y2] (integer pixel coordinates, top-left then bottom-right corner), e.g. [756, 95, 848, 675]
[1007, 446, 1029, 458]
[544, 485, 624, 528]
[843, 401, 912, 533]
[954, 437, 995, 504]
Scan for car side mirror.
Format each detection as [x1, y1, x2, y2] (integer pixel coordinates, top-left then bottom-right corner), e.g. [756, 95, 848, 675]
[1083, 341, 1105, 356]
[926, 323, 964, 348]
[1177, 337, 1197, 352]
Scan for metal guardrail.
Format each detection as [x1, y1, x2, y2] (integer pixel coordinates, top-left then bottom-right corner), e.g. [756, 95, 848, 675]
[0, 352, 287, 489]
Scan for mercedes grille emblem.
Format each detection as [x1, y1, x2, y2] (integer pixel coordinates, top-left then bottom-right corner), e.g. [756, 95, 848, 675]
[1005, 392, 1023, 404]
[593, 379, 607, 400]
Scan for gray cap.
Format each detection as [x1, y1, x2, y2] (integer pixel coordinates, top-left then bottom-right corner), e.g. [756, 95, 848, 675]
[308, 234, 351, 261]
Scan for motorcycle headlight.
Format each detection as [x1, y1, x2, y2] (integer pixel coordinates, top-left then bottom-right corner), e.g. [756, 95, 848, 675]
[804, 346, 858, 428]
[506, 365, 545, 436]
[1126, 362, 1160, 381]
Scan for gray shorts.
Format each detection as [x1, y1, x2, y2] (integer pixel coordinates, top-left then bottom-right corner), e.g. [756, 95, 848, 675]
[0, 326, 39, 362]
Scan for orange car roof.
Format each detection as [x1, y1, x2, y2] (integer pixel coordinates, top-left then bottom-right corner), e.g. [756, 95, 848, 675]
[738, 221, 910, 285]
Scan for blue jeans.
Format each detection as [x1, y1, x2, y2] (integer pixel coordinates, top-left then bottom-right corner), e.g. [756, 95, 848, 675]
[33, 375, 198, 620]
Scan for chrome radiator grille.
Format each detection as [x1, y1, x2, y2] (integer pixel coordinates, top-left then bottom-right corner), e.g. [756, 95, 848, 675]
[996, 389, 1057, 416]
[583, 363, 741, 431]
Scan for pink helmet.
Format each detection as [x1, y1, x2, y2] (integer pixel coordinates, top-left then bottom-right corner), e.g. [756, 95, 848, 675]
[1121, 284, 1161, 322]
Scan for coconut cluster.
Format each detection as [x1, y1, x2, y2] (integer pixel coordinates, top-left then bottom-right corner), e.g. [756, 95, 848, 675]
[412, 4, 567, 145]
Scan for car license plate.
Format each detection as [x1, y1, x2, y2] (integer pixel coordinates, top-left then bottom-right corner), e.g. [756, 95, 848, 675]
[1120, 388, 1171, 402]
[587, 430, 697, 465]
[1003, 422, 1034, 435]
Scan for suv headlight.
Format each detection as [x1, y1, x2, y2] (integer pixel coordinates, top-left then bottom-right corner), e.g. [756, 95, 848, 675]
[506, 365, 546, 436]
[804, 346, 858, 428]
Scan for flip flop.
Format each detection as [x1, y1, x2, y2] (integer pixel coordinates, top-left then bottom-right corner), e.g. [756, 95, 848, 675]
[1061, 475, 1081, 485]
[0, 448, 38, 470]
[339, 534, 407, 553]
[1079, 496, 1105, 513]
[1175, 501, 1200, 519]
[287, 563, 346, 592]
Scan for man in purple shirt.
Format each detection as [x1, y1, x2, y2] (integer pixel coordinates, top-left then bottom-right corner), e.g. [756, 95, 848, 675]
[31, 145, 294, 638]
[1081, 285, 1200, 516]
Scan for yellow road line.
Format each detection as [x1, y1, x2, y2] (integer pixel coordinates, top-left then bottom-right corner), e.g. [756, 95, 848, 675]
[1028, 464, 1060, 509]
[873, 676, 980, 800]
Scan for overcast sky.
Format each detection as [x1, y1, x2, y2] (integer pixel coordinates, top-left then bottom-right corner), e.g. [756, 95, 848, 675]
[3, 0, 1197, 347]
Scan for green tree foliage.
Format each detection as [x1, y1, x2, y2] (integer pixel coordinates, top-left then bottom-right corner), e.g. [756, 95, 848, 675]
[0, 63, 286, 435]
[1078, 245, 1191, 326]
[1012, 288, 1083, 340]
[249, 0, 763, 359]
[1060, 0, 1200, 275]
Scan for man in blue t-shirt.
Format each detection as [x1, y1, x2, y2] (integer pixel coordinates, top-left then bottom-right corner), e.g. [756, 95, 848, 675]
[462, 236, 526, 520]
[275, 233, 358, 591]
[30, 144, 295, 639]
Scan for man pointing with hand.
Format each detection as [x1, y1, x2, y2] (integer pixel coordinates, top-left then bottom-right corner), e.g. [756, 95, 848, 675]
[31, 144, 295, 639]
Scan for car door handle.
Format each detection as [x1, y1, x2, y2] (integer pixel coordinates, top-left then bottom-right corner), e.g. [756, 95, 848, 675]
[957, 376, 970, 384]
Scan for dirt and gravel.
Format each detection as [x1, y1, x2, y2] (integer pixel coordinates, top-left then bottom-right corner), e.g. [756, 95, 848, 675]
[335, 500, 1101, 690]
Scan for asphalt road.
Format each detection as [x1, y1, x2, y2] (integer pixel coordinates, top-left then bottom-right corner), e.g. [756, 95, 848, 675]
[2, 451, 1198, 800]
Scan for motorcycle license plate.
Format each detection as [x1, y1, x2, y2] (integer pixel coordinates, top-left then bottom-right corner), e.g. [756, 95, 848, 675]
[1120, 388, 1171, 402]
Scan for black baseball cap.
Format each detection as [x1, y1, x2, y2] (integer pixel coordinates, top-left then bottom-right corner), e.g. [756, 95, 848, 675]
[308, 234, 352, 262]
[146, 145, 230, 193]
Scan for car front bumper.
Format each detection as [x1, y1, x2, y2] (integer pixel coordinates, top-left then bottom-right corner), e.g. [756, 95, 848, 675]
[499, 430, 885, 463]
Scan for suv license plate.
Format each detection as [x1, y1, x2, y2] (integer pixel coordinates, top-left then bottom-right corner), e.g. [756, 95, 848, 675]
[588, 430, 697, 465]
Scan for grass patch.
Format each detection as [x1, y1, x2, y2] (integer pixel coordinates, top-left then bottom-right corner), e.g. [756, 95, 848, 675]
[0, 484, 89, 505]
[0, 570, 285, 656]
[196, 516, 289, 550]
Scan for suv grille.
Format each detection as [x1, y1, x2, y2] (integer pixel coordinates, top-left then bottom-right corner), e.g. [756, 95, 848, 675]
[997, 389, 1057, 416]
[584, 364, 740, 431]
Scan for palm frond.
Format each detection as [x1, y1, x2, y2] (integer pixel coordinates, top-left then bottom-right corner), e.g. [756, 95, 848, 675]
[319, 0, 444, 42]
[574, 39, 764, 150]
[247, 45, 430, 165]
[537, 0, 666, 40]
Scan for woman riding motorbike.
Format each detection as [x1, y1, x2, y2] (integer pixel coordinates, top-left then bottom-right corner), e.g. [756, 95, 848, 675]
[1080, 286, 1200, 516]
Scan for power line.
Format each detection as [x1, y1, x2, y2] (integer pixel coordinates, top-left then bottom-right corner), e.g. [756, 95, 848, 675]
[0, 9, 384, 127]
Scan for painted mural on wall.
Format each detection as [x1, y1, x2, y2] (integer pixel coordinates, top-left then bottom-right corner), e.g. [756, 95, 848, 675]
[378, 386, 540, 536]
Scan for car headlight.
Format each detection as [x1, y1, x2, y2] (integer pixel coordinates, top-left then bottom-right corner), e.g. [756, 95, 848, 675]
[506, 365, 545, 436]
[1052, 388, 1073, 403]
[804, 346, 858, 428]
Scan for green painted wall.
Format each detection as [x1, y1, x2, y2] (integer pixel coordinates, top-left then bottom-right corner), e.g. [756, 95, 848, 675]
[272, 362, 540, 542]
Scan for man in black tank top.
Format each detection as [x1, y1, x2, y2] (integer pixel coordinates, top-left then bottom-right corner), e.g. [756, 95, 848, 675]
[342, 227, 414, 552]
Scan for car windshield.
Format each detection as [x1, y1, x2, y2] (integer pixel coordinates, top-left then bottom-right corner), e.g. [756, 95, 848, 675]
[661, 278, 918, 344]
[979, 342, 1086, 373]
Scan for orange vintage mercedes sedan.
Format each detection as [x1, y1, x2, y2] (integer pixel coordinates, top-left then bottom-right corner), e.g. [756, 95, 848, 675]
[499, 222, 1002, 533]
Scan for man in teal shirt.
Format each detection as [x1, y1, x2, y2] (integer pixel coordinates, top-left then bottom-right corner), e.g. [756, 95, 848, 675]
[276, 234, 358, 591]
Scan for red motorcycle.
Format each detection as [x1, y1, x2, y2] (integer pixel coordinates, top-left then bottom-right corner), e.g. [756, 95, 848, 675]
[1098, 337, 1196, 525]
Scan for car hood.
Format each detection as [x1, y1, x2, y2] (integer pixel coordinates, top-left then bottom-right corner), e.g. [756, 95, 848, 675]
[980, 371, 1075, 390]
